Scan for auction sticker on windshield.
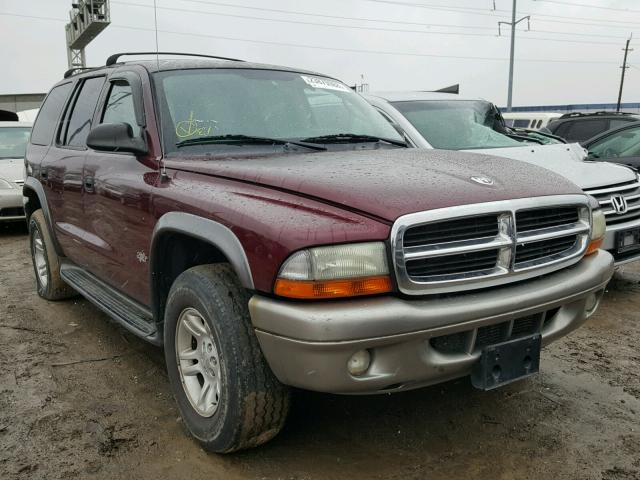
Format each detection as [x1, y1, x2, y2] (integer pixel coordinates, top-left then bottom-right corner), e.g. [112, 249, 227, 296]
[300, 75, 350, 92]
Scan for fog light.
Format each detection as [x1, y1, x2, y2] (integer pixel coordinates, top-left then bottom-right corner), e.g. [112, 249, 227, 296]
[585, 291, 600, 317]
[347, 350, 371, 376]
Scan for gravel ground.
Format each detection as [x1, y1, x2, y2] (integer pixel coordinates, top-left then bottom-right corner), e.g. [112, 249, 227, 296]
[1, 222, 639, 480]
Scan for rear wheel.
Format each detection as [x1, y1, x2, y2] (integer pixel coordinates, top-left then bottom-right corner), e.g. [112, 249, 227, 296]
[164, 264, 290, 453]
[28, 209, 76, 300]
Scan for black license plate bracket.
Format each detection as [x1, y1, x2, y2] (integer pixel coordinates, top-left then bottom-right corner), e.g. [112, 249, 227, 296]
[616, 227, 640, 254]
[471, 334, 541, 391]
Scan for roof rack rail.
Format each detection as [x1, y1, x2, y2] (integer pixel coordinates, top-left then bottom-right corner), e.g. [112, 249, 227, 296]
[105, 52, 245, 66]
[559, 110, 634, 119]
[63, 66, 98, 79]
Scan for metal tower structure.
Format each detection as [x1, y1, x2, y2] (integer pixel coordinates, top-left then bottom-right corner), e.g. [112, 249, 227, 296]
[65, 1, 111, 69]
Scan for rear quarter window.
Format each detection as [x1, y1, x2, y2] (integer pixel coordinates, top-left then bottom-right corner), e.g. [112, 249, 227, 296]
[30, 83, 73, 146]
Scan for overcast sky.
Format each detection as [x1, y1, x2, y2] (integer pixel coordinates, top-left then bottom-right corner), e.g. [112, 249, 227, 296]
[0, 0, 639, 106]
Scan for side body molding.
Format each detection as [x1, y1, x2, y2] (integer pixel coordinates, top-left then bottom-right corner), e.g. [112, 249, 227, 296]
[23, 176, 64, 256]
[150, 212, 255, 290]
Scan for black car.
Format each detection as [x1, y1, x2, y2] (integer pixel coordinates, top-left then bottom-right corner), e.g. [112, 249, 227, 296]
[547, 111, 640, 144]
[585, 122, 640, 170]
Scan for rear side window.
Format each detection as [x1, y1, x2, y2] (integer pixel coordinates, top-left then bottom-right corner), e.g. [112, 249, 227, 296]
[567, 119, 608, 142]
[61, 76, 105, 148]
[513, 119, 529, 128]
[101, 82, 140, 137]
[30, 83, 73, 146]
[555, 119, 607, 142]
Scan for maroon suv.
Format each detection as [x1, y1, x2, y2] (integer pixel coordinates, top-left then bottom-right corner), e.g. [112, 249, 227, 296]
[24, 53, 613, 452]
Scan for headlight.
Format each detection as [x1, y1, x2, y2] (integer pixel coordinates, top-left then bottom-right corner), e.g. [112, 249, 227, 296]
[585, 209, 606, 256]
[0, 178, 14, 190]
[274, 242, 392, 299]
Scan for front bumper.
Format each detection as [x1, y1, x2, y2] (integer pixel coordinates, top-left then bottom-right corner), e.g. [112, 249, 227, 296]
[249, 250, 614, 394]
[0, 189, 25, 222]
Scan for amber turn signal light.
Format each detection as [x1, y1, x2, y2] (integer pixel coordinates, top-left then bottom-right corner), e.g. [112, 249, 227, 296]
[585, 237, 604, 256]
[274, 276, 392, 299]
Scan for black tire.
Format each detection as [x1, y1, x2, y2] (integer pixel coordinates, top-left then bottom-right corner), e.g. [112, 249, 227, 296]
[28, 209, 76, 300]
[164, 264, 290, 453]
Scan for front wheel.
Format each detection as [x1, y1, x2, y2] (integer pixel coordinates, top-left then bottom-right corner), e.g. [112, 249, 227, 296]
[164, 264, 290, 453]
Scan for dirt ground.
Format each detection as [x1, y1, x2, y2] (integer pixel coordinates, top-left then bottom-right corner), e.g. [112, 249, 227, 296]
[1, 222, 639, 480]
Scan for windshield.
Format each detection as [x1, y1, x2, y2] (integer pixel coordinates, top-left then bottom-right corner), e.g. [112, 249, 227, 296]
[589, 126, 640, 159]
[0, 127, 31, 159]
[155, 69, 403, 154]
[391, 100, 522, 150]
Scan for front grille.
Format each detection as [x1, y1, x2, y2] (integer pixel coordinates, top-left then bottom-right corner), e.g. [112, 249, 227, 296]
[515, 236, 578, 265]
[403, 215, 498, 247]
[0, 207, 24, 217]
[584, 180, 640, 226]
[516, 207, 579, 232]
[392, 195, 590, 294]
[430, 312, 549, 355]
[406, 250, 498, 277]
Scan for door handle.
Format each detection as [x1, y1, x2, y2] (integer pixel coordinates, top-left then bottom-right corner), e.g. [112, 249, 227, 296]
[84, 176, 95, 193]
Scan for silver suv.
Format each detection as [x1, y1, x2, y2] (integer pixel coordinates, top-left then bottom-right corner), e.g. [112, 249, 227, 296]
[365, 91, 640, 265]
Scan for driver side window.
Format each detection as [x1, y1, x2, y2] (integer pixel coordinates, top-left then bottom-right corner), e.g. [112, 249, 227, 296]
[102, 81, 140, 137]
[590, 126, 640, 159]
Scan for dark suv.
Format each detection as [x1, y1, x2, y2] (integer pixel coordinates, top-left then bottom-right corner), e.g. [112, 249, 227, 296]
[24, 52, 613, 452]
[547, 111, 640, 144]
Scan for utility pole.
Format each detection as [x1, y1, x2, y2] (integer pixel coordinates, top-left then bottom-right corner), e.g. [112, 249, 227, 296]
[617, 35, 633, 112]
[498, 0, 530, 111]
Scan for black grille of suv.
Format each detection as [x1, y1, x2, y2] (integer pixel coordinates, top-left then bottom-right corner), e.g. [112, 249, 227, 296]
[403, 215, 499, 247]
[515, 236, 578, 264]
[430, 312, 549, 355]
[392, 196, 591, 294]
[406, 249, 499, 277]
[516, 207, 579, 232]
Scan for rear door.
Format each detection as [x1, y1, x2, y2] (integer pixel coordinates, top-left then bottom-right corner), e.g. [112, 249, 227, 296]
[42, 75, 105, 265]
[81, 71, 158, 304]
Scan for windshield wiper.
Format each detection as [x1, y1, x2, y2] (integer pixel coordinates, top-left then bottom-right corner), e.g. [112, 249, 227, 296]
[504, 131, 545, 145]
[176, 134, 327, 151]
[300, 133, 407, 147]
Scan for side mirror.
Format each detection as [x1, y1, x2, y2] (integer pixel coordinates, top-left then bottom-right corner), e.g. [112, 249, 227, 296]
[86, 123, 148, 156]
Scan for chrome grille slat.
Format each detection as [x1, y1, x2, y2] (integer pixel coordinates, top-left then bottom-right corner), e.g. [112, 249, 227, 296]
[516, 223, 589, 243]
[391, 195, 591, 295]
[403, 236, 512, 260]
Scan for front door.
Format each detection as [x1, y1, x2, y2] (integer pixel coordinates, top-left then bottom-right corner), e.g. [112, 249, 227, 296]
[81, 74, 158, 305]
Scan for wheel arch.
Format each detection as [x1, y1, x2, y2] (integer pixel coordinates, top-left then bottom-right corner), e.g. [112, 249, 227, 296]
[150, 212, 255, 331]
[22, 177, 64, 256]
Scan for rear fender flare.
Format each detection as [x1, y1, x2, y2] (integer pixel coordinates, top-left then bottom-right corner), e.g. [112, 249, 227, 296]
[23, 177, 64, 256]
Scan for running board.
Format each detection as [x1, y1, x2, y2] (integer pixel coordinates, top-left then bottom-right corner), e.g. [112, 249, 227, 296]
[60, 264, 159, 343]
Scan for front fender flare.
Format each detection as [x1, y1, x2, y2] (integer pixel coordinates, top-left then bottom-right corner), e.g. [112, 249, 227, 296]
[150, 211, 255, 292]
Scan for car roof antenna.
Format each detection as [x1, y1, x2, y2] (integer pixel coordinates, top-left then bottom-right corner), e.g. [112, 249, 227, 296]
[152, 0, 169, 181]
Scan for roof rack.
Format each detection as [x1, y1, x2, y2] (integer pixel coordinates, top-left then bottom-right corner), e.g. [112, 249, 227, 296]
[63, 66, 99, 79]
[105, 52, 245, 66]
[559, 111, 634, 119]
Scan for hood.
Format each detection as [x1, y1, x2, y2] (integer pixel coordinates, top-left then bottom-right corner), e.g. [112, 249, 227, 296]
[165, 149, 581, 222]
[466, 143, 635, 190]
[0, 158, 25, 183]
